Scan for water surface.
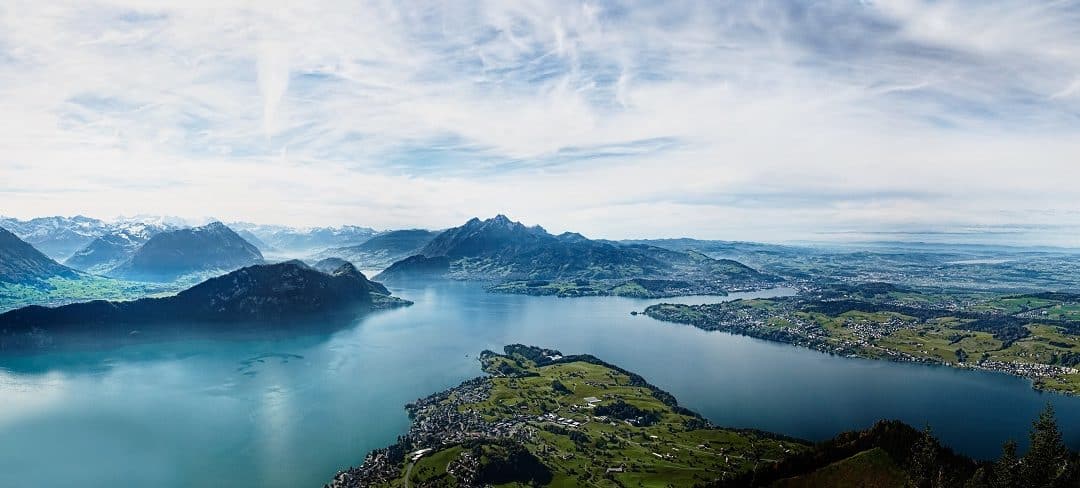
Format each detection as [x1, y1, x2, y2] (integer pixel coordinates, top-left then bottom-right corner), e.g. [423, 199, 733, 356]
[1, 282, 1078, 487]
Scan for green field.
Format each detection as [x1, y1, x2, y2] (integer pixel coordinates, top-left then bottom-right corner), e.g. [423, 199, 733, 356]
[772, 448, 907, 488]
[645, 287, 1080, 395]
[332, 345, 1080, 488]
[369, 348, 806, 487]
[470, 362, 795, 486]
[489, 279, 725, 299]
[0, 276, 177, 312]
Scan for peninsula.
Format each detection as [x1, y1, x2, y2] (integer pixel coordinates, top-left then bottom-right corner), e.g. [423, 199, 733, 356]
[326, 345, 1079, 487]
[328, 344, 807, 487]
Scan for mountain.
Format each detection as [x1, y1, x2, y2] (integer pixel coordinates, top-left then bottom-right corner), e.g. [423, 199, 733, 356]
[379, 215, 660, 280]
[0, 215, 187, 263]
[311, 257, 352, 274]
[230, 223, 377, 255]
[0, 215, 113, 260]
[315, 229, 438, 270]
[418, 215, 550, 259]
[236, 229, 275, 253]
[310, 257, 390, 296]
[64, 224, 171, 274]
[109, 222, 264, 282]
[1, 216, 377, 264]
[378, 254, 452, 278]
[376, 215, 768, 291]
[0, 227, 81, 284]
[0, 261, 407, 349]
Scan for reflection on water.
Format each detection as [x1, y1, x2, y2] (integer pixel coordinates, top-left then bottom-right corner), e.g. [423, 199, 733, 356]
[0, 282, 1077, 487]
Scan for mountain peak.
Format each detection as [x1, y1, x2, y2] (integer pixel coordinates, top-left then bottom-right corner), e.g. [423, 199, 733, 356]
[174, 260, 393, 308]
[198, 221, 229, 232]
[417, 215, 554, 260]
[109, 222, 264, 282]
[465, 215, 522, 228]
[280, 258, 312, 269]
[163, 260, 392, 310]
[311, 257, 349, 274]
[479, 215, 544, 233]
[557, 231, 588, 242]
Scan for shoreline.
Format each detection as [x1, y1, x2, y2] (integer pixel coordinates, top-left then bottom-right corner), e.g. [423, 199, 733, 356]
[326, 345, 811, 487]
[643, 302, 1080, 396]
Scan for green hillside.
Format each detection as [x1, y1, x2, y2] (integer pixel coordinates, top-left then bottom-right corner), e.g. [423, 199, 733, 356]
[328, 345, 806, 487]
[772, 448, 906, 488]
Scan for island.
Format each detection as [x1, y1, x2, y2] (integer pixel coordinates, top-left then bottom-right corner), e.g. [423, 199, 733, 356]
[644, 283, 1080, 395]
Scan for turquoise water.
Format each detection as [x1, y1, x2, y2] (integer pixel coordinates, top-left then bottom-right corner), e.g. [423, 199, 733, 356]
[1, 281, 1078, 487]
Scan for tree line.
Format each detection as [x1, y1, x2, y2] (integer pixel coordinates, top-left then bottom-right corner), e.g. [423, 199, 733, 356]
[710, 404, 1077, 488]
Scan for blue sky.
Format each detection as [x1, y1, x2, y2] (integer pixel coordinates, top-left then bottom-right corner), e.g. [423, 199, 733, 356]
[1, 1, 1079, 243]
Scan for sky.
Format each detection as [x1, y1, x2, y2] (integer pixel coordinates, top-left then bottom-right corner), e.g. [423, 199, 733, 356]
[1, 0, 1079, 244]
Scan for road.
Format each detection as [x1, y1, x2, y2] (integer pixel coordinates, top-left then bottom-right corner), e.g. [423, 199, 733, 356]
[404, 461, 415, 488]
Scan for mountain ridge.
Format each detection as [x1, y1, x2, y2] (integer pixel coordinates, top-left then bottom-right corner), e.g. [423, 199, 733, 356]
[376, 215, 770, 294]
[64, 224, 172, 274]
[0, 260, 407, 349]
[0, 227, 82, 285]
[230, 222, 377, 254]
[0, 215, 114, 260]
[108, 222, 264, 282]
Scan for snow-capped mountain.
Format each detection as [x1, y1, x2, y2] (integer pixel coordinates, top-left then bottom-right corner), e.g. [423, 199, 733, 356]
[228, 222, 378, 255]
[0, 216, 114, 261]
[64, 224, 173, 274]
[108, 222, 264, 282]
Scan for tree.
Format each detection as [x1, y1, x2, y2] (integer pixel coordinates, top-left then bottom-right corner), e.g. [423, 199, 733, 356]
[963, 466, 990, 488]
[1020, 403, 1069, 488]
[908, 425, 941, 488]
[990, 440, 1019, 488]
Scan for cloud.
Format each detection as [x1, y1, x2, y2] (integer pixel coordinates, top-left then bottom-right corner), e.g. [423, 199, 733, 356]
[257, 40, 290, 138]
[0, 0, 1078, 243]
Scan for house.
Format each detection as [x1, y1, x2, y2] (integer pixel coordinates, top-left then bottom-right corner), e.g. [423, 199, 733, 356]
[409, 448, 433, 462]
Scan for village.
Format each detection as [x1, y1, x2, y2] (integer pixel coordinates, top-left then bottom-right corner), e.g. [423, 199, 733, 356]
[327, 348, 799, 488]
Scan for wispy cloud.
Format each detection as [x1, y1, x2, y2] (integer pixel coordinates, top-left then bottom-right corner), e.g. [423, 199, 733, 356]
[1, 0, 1078, 243]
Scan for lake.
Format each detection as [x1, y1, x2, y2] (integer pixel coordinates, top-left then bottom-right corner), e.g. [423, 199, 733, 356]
[1, 281, 1078, 487]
